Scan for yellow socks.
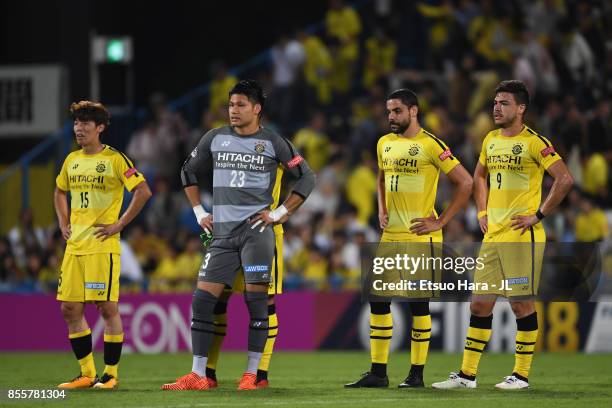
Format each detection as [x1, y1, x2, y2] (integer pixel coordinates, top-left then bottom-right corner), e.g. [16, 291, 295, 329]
[103, 333, 123, 379]
[460, 314, 493, 379]
[69, 328, 96, 378]
[411, 314, 431, 367]
[369, 302, 392, 377]
[513, 312, 538, 381]
[258, 305, 278, 372]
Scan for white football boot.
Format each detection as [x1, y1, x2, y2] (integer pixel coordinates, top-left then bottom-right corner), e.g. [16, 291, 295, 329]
[432, 372, 477, 389]
[494, 375, 529, 389]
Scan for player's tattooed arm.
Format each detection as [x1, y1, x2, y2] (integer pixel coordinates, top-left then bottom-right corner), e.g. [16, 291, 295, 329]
[53, 187, 71, 240]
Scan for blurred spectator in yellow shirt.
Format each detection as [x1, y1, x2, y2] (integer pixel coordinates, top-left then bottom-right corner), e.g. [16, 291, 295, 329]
[149, 244, 182, 293]
[575, 193, 609, 242]
[38, 252, 61, 292]
[299, 32, 333, 105]
[209, 61, 237, 112]
[582, 151, 609, 198]
[293, 111, 331, 173]
[326, 0, 361, 45]
[326, 0, 361, 93]
[303, 246, 328, 290]
[174, 236, 203, 291]
[363, 29, 396, 88]
[345, 152, 377, 225]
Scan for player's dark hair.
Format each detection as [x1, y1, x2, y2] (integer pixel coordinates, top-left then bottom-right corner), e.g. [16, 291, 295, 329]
[495, 80, 530, 109]
[70, 100, 111, 127]
[229, 79, 266, 115]
[387, 88, 419, 109]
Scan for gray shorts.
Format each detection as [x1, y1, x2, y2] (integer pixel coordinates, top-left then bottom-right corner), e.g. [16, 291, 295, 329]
[197, 221, 275, 287]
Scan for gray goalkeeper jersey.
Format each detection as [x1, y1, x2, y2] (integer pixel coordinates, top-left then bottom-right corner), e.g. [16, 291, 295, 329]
[181, 125, 315, 238]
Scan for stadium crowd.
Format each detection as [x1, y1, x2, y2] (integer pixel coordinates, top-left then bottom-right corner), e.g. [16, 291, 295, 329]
[1, 0, 611, 294]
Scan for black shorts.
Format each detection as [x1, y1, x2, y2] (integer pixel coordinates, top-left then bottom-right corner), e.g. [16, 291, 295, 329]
[197, 221, 275, 287]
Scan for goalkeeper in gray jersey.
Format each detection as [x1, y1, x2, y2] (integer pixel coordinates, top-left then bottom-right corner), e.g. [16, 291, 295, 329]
[161, 79, 315, 391]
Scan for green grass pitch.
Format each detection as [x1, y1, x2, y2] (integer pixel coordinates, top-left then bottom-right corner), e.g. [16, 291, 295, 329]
[0, 352, 610, 407]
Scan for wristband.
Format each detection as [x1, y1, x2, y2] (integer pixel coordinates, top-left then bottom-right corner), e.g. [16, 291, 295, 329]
[477, 210, 487, 219]
[193, 205, 209, 223]
[269, 205, 288, 222]
[536, 209, 545, 220]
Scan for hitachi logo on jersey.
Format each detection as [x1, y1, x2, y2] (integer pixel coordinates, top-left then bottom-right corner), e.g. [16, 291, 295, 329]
[69, 174, 105, 184]
[382, 158, 418, 167]
[217, 152, 264, 164]
[487, 155, 522, 165]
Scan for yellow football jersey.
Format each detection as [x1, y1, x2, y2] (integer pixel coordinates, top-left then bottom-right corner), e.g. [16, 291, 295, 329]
[56, 145, 145, 255]
[377, 129, 459, 241]
[478, 126, 562, 237]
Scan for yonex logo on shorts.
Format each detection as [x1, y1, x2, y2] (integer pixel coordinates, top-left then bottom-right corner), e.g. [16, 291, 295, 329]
[85, 282, 106, 289]
[506, 277, 529, 285]
[244, 265, 269, 273]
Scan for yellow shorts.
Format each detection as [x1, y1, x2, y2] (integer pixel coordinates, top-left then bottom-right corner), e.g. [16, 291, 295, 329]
[473, 226, 545, 297]
[232, 229, 283, 295]
[372, 235, 443, 299]
[57, 253, 121, 302]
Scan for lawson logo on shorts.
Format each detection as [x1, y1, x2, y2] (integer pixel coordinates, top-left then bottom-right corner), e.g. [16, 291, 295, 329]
[244, 265, 269, 273]
[85, 282, 106, 289]
[506, 277, 529, 285]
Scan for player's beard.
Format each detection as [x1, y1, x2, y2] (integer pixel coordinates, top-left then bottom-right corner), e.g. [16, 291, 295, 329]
[496, 112, 516, 128]
[390, 117, 410, 135]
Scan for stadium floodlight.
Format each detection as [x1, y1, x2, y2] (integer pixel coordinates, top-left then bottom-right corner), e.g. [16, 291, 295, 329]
[106, 39, 126, 63]
[90, 35, 134, 107]
[92, 36, 133, 64]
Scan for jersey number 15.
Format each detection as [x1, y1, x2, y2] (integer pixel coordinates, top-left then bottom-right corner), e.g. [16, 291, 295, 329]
[80, 192, 89, 208]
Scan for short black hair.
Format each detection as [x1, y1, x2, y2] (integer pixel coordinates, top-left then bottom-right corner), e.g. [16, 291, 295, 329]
[495, 80, 530, 109]
[70, 100, 110, 127]
[387, 88, 419, 109]
[229, 79, 266, 111]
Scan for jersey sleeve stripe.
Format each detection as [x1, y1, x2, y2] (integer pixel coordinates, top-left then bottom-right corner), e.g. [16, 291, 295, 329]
[423, 130, 455, 160]
[109, 146, 137, 168]
[533, 133, 557, 157]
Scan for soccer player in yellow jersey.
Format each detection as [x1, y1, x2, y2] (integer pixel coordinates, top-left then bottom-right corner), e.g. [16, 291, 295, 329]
[433, 80, 574, 390]
[54, 101, 152, 389]
[345, 89, 472, 388]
